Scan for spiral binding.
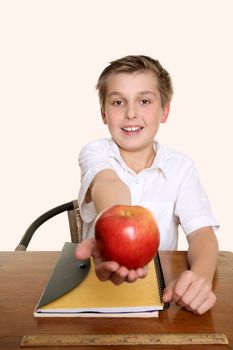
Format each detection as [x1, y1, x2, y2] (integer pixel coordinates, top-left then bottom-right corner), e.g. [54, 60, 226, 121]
[154, 254, 169, 310]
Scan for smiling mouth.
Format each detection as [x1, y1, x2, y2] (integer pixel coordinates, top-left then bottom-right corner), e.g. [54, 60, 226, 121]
[122, 127, 143, 133]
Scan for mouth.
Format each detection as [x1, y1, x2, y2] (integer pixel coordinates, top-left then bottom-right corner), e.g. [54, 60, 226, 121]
[121, 126, 144, 133]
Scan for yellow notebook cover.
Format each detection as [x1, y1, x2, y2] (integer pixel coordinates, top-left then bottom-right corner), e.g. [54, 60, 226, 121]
[34, 242, 167, 317]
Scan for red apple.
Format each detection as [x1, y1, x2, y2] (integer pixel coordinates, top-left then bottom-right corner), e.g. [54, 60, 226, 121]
[95, 205, 160, 269]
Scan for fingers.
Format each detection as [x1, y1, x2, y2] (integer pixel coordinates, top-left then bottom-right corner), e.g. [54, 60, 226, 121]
[178, 277, 209, 309]
[75, 239, 96, 260]
[75, 239, 149, 285]
[75, 238, 104, 265]
[109, 266, 131, 285]
[105, 265, 148, 285]
[95, 261, 120, 281]
[194, 292, 216, 315]
[164, 271, 217, 315]
[136, 265, 148, 278]
[163, 283, 175, 303]
[97, 264, 148, 285]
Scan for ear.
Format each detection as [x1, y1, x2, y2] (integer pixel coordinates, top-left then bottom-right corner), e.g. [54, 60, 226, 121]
[101, 109, 107, 124]
[160, 102, 170, 123]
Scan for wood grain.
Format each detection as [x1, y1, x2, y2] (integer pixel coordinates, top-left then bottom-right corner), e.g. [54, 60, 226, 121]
[0, 250, 232, 350]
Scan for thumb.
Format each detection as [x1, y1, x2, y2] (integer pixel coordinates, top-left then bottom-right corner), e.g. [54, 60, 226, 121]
[163, 283, 174, 303]
[75, 239, 95, 260]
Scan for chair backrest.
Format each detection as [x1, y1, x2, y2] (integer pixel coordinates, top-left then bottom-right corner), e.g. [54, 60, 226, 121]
[15, 200, 83, 251]
[67, 200, 83, 245]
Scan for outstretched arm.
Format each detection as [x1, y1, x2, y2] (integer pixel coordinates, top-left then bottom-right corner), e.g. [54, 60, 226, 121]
[76, 169, 148, 284]
[90, 169, 131, 213]
[163, 227, 218, 314]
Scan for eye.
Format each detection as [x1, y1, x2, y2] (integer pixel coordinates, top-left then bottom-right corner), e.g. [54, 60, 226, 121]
[113, 100, 124, 106]
[140, 99, 150, 105]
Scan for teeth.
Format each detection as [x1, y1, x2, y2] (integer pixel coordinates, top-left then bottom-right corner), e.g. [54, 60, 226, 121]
[123, 127, 142, 132]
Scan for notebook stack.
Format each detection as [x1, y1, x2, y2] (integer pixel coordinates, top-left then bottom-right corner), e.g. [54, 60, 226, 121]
[34, 242, 168, 318]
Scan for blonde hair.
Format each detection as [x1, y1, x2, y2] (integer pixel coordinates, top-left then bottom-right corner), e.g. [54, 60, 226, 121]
[96, 55, 173, 110]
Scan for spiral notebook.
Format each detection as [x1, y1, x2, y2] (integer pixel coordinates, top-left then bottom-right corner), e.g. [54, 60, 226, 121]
[34, 242, 168, 318]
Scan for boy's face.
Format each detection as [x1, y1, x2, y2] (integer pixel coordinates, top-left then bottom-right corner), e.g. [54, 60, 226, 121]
[102, 71, 170, 153]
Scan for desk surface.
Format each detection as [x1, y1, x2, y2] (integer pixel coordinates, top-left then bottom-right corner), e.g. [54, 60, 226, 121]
[0, 250, 232, 350]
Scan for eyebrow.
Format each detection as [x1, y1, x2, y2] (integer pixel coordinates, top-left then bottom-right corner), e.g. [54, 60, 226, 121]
[108, 90, 157, 97]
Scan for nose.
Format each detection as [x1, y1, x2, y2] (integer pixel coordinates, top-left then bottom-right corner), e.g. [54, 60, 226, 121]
[125, 103, 138, 120]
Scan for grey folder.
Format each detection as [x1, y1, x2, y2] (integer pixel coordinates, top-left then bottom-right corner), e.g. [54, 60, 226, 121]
[37, 242, 90, 307]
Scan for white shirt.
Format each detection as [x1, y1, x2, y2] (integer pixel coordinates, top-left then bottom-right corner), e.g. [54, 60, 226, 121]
[78, 138, 219, 250]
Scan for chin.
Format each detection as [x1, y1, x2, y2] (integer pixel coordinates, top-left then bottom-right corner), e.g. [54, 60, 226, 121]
[116, 139, 154, 153]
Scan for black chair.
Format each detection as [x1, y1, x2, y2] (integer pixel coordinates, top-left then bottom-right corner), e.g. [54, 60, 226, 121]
[15, 200, 83, 251]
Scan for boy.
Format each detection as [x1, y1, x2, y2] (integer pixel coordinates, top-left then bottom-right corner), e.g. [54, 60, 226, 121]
[76, 55, 219, 315]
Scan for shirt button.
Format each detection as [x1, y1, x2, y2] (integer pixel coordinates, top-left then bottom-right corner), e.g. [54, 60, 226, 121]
[135, 179, 139, 184]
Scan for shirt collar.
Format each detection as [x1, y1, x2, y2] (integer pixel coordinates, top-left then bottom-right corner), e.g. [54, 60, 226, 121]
[108, 139, 132, 172]
[108, 138, 122, 160]
[151, 141, 168, 178]
[108, 138, 168, 178]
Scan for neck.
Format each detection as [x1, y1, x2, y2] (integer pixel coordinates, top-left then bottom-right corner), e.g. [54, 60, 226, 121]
[119, 145, 156, 174]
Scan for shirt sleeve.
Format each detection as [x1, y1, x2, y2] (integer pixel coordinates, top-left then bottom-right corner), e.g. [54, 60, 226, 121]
[174, 162, 219, 235]
[78, 140, 115, 223]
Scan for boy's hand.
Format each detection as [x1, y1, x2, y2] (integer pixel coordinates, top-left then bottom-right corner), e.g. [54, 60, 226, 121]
[75, 239, 148, 285]
[163, 270, 216, 315]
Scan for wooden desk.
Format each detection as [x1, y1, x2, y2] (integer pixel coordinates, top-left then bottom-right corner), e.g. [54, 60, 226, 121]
[0, 250, 232, 350]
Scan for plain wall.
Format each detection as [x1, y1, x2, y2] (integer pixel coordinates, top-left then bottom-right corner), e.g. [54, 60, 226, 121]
[0, 0, 232, 251]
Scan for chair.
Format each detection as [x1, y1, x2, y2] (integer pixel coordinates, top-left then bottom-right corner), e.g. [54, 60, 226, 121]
[15, 200, 83, 251]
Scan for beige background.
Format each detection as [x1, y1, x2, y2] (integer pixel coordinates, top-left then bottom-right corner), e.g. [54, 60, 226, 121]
[0, 0, 232, 251]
